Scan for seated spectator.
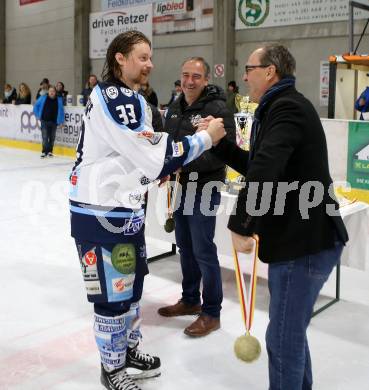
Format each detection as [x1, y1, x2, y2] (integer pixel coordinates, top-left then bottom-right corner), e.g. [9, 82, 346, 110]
[167, 79, 182, 107]
[226, 80, 239, 114]
[56, 81, 68, 105]
[33, 85, 65, 158]
[14, 82, 31, 105]
[1, 84, 17, 104]
[36, 78, 50, 100]
[139, 82, 158, 107]
[81, 74, 98, 106]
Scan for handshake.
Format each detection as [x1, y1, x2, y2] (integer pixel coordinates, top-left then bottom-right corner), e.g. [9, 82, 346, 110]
[198, 115, 226, 145]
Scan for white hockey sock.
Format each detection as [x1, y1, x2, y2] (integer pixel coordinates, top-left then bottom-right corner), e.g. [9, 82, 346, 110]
[94, 312, 127, 372]
[124, 302, 142, 349]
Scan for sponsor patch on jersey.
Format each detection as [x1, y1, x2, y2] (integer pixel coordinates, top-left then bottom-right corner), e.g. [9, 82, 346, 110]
[80, 247, 98, 280]
[172, 141, 184, 157]
[70, 171, 78, 186]
[139, 245, 147, 259]
[111, 244, 136, 274]
[85, 100, 93, 119]
[137, 130, 163, 145]
[101, 89, 109, 103]
[120, 87, 133, 97]
[85, 280, 102, 295]
[106, 86, 119, 100]
[112, 274, 135, 293]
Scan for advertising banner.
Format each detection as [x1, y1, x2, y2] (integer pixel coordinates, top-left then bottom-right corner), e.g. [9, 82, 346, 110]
[153, 0, 213, 35]
[0, 104, 83, 148]
[89, 4, 152, 59]
[101, 0, 155, 11]
[347, 121, 369, 191]
[320, 61, 329, 107]
[236, 0, 369, 30]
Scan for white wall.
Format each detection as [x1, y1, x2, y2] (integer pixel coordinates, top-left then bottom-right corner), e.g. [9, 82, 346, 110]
[5, 0, 74, 101]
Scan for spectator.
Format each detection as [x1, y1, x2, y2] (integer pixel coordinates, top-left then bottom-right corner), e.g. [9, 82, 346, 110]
[14, 82, 32, 105]
[1, 84, 17, 104]
[33, 85, 64, 158]
[81, 74, 98, 105]
[36, 78, 50, 100]
[56, 81, 68, 105]
[167, 79, 182, 107]
[226, 80, 239, 114]
[158, 57, 236, 337]
[139, 82, 158, 107]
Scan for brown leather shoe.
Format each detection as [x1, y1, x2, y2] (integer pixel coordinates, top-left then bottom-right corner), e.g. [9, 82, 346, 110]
[158, 300, 201, 317]
[184, 314, 220, 337]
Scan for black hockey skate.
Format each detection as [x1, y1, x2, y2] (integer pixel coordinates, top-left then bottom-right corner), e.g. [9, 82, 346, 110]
[101, 365, 141, 390]
[125, 346, 161, 379]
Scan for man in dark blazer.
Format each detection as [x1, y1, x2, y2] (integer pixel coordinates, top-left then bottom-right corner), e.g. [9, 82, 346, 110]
[201, 44, 348, 390]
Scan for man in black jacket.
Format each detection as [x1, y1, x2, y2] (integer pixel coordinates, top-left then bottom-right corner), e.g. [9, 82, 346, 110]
[158, 57, 236, 337]
[205, 44, 348, 390]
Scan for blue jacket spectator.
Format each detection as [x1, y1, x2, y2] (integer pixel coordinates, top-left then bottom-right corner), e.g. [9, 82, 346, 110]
[34, 86, 64, 158]
[34, 93, 64, 125]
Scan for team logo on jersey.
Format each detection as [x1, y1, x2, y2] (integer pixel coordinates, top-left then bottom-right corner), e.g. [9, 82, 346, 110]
[106, 86, 119, 100]
[137, 131, 163, 145]
[140, 175, 151, 186]
[123, 214, 145, 235]
[172, 141, 184, 157]
[190, 114, 202, 128]
[120, 87, 133, 97]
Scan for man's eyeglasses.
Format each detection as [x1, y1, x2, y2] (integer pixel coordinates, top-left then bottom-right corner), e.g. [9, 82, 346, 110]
[244, 64, 271, 74]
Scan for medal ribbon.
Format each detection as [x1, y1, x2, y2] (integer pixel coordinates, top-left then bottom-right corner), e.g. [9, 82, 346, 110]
[166, 173, 180, 217]
[233, 235, 259, 333]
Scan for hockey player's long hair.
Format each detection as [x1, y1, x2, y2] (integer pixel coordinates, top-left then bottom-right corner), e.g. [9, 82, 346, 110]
[102, 31, 151, 82]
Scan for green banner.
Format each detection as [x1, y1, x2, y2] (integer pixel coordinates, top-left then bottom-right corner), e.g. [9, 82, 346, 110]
[347, 121, 369, 190]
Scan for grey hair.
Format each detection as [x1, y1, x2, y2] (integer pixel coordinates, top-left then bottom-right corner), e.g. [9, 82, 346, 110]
[259, 44, 296, 78]
[182, 57, 210, 79]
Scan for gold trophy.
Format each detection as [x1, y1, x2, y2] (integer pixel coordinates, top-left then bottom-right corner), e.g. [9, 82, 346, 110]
[226, 94, 258, 189]
[235, 94, 258, 114]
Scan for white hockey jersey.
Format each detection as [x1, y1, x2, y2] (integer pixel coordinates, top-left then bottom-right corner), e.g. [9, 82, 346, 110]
[69, 80, 211, 242]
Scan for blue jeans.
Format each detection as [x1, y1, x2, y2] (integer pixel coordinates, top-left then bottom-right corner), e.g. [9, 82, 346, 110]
[174, 188, 222, 318]
[41, 120, 57, 154]
[266, 241, 343, 390]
